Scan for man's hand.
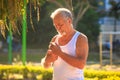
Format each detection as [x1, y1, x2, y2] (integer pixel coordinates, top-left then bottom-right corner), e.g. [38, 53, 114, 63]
[49, 42, 62, 56]
[45, 49, 58, 63]
[41, 49, 58, 68]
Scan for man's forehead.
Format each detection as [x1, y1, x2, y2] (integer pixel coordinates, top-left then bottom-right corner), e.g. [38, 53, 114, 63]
[54, 13, 63, 19]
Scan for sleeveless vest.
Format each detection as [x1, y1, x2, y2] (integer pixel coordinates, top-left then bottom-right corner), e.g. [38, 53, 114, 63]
[53, 31, 84, 80]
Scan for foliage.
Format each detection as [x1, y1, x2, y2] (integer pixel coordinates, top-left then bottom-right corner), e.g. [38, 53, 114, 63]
[76, 8, 100, 51]
[108, 0, 120, 19]
[0, 65, 52, 80]
[84, 69, 120, 80]
[0, 65, 120, 80]
[107, 0, 120, 38]
[47, 0, 91, 28]
[26, 2, 56, 48]
[26, 0, 101, 49]
[0, 0, 46, 37]
[0, 0, 101, 50]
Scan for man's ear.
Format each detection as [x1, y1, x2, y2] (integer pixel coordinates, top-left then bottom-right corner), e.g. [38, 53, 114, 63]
[67, 18, 72, 24]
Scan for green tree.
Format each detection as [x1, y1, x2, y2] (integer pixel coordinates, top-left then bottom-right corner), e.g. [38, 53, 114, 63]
[47, 0, 91, 28]
[26, 0, 101, 50]
[27, 2, 56, 48]
[0, 0, 46, 37]
[46, 0, 100, 50]
[108, 0, 120, 39]
[76, 8, 100, 51]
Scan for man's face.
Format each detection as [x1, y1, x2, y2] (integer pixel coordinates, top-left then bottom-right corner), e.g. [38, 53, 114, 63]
[53, 15, 71, 35]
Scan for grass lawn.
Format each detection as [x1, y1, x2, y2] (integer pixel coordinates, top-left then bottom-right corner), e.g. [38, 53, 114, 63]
[0, 49, 119, 65]
[87, 52, 99, 62]
[0, 49, 102, 65]
[0, 49, 120, 80]
[0, 49, 46, 64]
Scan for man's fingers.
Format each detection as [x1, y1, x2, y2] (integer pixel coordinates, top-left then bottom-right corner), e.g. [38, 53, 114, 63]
[47, 50, 53, 55]
[49, 42, 55, 50]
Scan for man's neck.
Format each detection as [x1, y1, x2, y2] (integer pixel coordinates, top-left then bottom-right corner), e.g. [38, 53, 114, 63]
[62, 30, 75, 38]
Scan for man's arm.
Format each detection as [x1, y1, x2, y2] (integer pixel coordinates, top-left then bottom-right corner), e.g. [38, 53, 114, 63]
[49, 33, 89, 69]
[75, 33, 89, 69]
[41, 35, 58, 68]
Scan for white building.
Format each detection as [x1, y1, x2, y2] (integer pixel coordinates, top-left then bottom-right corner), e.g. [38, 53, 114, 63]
[99, 0, 120, 42]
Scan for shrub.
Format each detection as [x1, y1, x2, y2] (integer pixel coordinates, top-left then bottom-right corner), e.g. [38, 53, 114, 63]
[84, 69, 120, 80]
[0, 65, 120, 80]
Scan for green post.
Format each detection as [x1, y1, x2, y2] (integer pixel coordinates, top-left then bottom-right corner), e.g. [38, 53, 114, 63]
[22, 0, 27, 65]
[8, 23, 12, 64]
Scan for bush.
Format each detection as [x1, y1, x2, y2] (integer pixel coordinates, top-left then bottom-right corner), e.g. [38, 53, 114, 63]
[0, 65, 52, 80]
[84, 69, 120, 80]
[0, 65, 120, 80]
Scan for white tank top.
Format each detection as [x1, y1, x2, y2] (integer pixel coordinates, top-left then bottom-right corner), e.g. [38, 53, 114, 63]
[53, 31, 84, 80]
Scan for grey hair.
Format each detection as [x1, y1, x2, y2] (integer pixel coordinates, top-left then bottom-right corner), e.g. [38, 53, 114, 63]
[50, 8, 73, 20]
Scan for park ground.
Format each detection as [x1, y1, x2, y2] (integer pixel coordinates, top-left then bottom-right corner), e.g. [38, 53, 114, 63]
[0, 49, 120, 71]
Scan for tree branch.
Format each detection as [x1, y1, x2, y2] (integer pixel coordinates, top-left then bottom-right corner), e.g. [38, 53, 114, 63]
[47, 0, 64, 7]
[74, 1, 90, 28]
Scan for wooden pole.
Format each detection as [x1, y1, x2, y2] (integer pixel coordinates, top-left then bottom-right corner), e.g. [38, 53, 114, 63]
[110, 34, 113, 65]
[99, 33, 103, 66]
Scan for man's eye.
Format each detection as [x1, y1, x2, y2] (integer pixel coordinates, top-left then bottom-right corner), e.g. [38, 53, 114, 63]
[59, 24, 63, 26]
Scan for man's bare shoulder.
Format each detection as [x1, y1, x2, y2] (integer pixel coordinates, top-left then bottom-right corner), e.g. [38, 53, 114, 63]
[78, 32, 88, 42]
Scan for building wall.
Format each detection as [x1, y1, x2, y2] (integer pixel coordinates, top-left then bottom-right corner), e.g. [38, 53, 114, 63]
[99, 0, 120, 42]
[101, 17, 120, 42]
